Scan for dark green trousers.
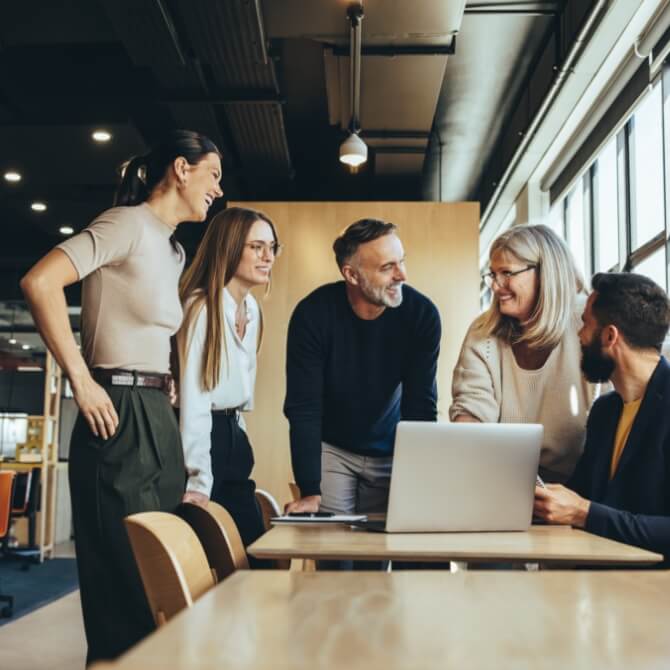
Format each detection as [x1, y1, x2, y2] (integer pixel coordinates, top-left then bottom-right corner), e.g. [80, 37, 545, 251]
[69, 384, 185, 665]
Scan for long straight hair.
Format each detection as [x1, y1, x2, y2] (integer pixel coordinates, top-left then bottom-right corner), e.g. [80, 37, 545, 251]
[475, 224, 585, 349]
[114, 129, 220, 207]
[177, 207, 279, 392]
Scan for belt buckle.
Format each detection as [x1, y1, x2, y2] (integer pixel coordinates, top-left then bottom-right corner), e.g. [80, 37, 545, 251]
[110, 373, 133, 386]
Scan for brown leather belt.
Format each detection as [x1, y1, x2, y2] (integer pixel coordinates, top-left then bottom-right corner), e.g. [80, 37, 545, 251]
[92, 368, 172, 394]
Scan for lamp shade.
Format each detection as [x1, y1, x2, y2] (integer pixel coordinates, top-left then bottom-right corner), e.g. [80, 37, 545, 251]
[339, 132, 368, 167]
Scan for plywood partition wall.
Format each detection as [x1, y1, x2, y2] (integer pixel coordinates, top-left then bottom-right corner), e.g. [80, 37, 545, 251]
[230, 201, 480, 504]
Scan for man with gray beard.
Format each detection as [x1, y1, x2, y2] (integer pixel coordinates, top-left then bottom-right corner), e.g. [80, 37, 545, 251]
[284, 219, 441, 518]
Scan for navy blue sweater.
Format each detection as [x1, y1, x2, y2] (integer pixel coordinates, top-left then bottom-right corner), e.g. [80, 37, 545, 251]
[283, 281, 440, 496]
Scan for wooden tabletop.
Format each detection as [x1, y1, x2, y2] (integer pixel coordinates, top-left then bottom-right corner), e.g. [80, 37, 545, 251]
[116, 570, 670, 669]
[247, 523, 663, 566]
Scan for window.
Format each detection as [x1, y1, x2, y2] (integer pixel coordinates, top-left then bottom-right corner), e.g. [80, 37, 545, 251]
[546, 201, 565, 238]
[634, 246, 667, 289]
[593, 136, 619, 271]
[566, 180, 587, 278]
[549, 76, 670, 293]
[630, 82, 664, 248]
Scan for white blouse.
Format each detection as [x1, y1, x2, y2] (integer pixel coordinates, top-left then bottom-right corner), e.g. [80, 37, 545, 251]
[179, 288, 259, 495]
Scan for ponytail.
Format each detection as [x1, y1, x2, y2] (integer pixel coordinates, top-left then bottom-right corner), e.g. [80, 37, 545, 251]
[112, 130, 220, 210]
[113, 155, 150, 207]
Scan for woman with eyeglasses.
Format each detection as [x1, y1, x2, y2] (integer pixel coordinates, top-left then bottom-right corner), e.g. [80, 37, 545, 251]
[450, 224, 600, 483]
[176, 206, 281, 558]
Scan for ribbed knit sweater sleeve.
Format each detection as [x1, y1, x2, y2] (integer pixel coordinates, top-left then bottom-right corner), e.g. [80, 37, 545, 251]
[401, 302, 441, 420]
[283, 298, 325, 496]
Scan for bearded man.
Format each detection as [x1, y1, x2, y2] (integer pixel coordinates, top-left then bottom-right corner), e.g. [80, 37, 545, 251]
[284, 218, 441, 517]
[534, 272, 670, 565]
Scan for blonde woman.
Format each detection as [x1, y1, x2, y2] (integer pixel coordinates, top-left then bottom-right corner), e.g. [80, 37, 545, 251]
[177, 206, 280, 557]
[450, 224, 599, 483]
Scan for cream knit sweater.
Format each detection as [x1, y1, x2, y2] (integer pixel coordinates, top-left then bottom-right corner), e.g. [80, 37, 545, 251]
[449, 298, 600, 482]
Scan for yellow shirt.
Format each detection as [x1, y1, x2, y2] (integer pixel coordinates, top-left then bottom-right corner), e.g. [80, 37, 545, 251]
[610, 398, 642, 479]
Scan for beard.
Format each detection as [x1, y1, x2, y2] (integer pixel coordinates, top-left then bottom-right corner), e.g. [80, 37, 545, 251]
[580, 332, 615, 383]
[358, 273, 404, 308]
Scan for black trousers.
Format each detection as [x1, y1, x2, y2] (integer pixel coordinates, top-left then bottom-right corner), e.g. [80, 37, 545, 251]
[69, 385, 185, 666]
[209, 412, 266, 565]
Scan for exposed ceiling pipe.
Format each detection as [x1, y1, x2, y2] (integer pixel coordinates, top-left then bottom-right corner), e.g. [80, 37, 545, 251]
[480, 0, 611, 230]
[349, 2, 363, 133]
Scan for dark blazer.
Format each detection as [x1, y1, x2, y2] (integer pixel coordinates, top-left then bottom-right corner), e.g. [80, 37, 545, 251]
[569, 356, 670, 565]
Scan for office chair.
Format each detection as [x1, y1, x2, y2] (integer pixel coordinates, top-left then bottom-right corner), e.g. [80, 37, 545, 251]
[0, 470, 17, 617]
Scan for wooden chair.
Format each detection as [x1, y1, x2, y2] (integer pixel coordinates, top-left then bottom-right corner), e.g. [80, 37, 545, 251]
[255, 487, 281, 530]
[124, 511, 215, 626]
[178, 501, 248, 582]
[254, 489, 290, 570]
[0, 470, 16, 617]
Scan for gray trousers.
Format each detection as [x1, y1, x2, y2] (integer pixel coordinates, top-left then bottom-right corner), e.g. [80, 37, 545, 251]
[319, 442, 392, 515]
[318, 443, 391, 571]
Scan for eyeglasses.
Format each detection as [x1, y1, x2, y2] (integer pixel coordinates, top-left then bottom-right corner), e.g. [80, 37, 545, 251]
[482, 265, 536, 289]
[245, 241, 283, 258]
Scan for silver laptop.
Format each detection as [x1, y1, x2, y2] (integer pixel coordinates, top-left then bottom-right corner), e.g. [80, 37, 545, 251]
[375, 421, 543, 533]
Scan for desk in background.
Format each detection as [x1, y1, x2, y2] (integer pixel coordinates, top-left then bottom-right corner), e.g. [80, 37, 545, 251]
[248, 523, 663, 566]
[115, 570, 670, 669]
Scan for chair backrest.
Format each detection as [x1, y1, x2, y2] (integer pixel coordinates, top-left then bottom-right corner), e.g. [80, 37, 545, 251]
[254, 488, 291, 570]
[11, 470, 32, 514]
[0, 471, 16, 539]
[124, 511, 215, 626]
[255, 488, 281, 532]
[178, 501, 248, 582]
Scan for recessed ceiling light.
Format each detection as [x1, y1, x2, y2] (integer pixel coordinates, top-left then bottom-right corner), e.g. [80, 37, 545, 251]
[8, 338, 16, 345]
[31, 202, 47, 212]
[21, 344, 30, 350]
[92, 130, 112, 143]
[59, 225, 74, 235]
[4, 171, 21, 183]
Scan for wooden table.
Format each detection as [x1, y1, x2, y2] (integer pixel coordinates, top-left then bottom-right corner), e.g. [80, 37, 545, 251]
[247, 523, 663, 566]
[116, 570, 670, 669]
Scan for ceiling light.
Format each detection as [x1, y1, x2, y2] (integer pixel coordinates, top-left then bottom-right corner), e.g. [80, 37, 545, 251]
[31, 202, 47, 212]
[4, 171, 21, 183]
[339, 3, 367, 168]
[92, 130, 112, 143]
[59, 225, 74, 235]
[21, 344, 30, 350]
[8, 338, 16, 345]
[340, 132, 368, 167]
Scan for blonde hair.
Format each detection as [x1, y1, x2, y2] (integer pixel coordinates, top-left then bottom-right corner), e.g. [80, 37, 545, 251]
[176, 207, 278, 392]
[474, 224, 585, 349]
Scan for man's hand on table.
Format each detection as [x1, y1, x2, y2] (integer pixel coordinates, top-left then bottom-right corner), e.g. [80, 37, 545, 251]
[533, 484, 590, 528]
[284, 495, 322, 514]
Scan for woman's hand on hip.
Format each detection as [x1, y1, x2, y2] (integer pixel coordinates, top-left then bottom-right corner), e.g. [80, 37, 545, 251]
[72, 374, 119, 440]
[182, 491, 209, 508]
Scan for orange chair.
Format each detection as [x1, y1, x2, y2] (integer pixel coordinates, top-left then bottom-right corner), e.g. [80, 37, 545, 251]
[0, 470, 16, 617]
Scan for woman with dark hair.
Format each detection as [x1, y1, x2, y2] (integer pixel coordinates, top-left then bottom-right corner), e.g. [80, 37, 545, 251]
[20, 129, 223, 664]
[176, 206, 280, 559]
